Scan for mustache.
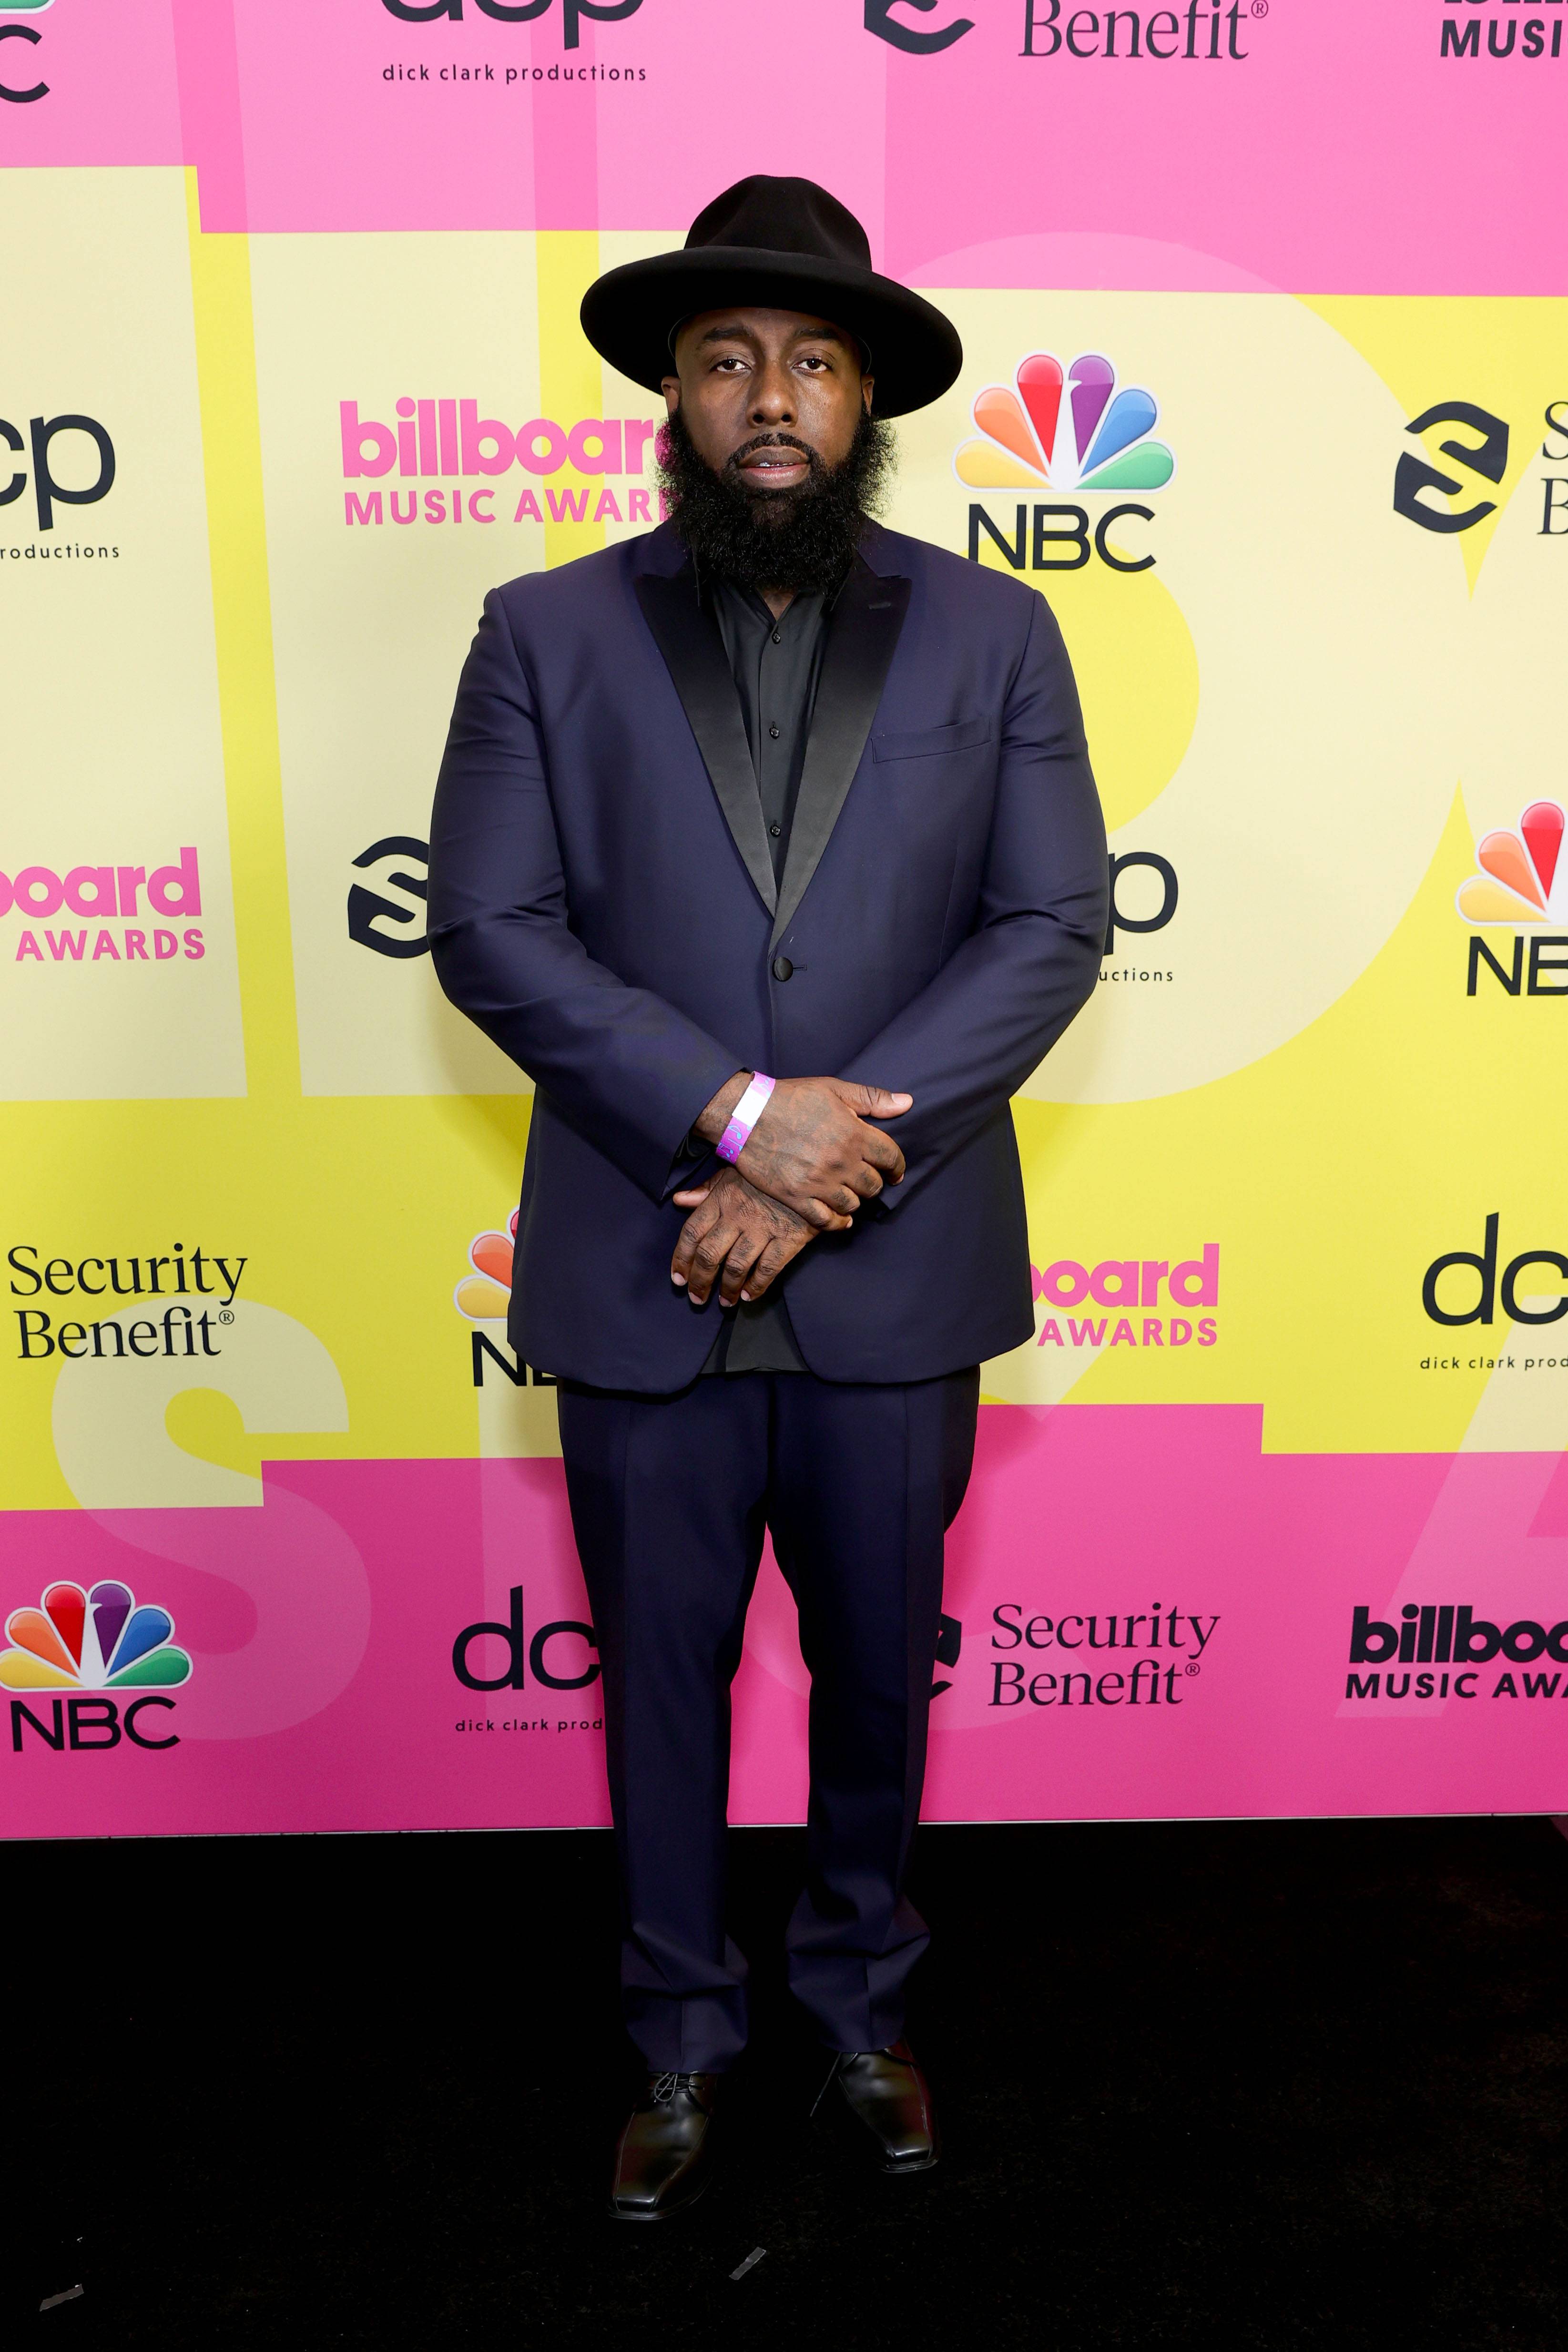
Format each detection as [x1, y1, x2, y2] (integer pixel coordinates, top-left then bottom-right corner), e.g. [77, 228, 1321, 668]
[726, 432, 822, 477]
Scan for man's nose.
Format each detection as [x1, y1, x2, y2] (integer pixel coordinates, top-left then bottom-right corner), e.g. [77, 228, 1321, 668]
[748, 362, 796, 424]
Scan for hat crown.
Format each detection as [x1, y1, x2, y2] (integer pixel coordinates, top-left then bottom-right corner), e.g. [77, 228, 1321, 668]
[683, 175, 873, 273]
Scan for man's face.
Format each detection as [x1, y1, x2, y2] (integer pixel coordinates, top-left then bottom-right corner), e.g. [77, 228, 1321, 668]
[662, 308, 873, 499]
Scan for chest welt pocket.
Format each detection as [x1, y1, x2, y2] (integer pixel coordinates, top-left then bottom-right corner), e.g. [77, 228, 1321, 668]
[871, 715, 993, 764]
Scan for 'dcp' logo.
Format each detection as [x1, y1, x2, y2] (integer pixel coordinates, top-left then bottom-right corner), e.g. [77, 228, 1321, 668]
[0, 0, 51, 110]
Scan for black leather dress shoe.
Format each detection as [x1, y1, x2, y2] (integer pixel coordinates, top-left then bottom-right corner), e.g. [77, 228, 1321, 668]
[821, 2040, 939, 2173]
[608, 2071, 719, 2221]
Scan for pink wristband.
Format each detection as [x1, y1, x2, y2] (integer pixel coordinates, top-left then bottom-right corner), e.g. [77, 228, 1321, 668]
[715, 1071, 774, 1163]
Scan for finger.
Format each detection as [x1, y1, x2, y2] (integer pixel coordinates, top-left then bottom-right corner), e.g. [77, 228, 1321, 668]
[672, 1184, 712, 1208]
[687, 1214, 742, 1305]
[717, 1224, 768, 1308]
[671, 1198, 723, 1287]
[858, 1130, 906, 1181]
[835, 1082, 913, 1119]
[794, 1189, 859, 1230]
[742, 1226, 815, 1300]
[738, 1169, 851, 1231]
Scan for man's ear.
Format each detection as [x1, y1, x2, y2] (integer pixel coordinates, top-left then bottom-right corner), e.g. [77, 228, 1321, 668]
[861, 377, 875, 416]
[662, 377, 680, 417]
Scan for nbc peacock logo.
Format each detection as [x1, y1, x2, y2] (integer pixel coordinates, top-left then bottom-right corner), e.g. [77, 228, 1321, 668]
[454, 1212, 516, 1322]
[1456, 800, 1566, 927]
[955, 352, 1175, 493]
[0, 1579, 192, 1692]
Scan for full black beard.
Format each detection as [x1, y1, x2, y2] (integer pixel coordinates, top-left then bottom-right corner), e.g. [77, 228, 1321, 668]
[657, 403, 895, 596]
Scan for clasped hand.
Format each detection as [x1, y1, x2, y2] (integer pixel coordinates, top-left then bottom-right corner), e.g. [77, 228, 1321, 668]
[671, 1074, 912, 1308]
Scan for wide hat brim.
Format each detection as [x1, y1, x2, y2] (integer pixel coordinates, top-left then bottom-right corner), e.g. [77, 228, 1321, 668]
[580, 247, 962, 420]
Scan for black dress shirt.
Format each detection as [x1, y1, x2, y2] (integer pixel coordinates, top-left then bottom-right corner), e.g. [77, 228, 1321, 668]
[698, 580, 831, 1374]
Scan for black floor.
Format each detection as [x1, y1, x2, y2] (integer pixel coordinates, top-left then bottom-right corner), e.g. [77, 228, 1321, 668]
[8, 1817, 1566, 2349]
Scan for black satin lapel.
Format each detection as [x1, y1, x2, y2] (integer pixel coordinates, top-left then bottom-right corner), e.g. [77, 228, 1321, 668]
[635, 574, 776, 915]
[770, 571, 911, 948]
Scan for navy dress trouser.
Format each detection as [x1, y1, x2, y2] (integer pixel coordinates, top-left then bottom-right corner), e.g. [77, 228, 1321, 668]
[557, 1365, 980, 2072]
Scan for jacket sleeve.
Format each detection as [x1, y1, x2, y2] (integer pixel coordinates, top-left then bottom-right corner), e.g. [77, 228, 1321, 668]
[840, 591, 1108, 1211]
[427, 590, 742, 1204]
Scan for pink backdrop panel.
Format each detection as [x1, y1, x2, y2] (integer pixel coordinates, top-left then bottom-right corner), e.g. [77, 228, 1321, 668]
[7, 1411, 1565, 1840]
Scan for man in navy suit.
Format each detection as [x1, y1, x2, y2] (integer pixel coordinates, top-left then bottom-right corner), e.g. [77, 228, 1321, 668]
[429, 176, 1106, 2219]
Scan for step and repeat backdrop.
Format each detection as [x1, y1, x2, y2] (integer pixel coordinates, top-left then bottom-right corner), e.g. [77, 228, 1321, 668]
[3, 0, 1566, 1836]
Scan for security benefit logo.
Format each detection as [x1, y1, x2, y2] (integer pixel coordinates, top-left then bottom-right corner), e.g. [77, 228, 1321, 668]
[340, 400, 661, 532]
[3, 1579, 191, 1755]
[865, 0, 973, 54]
[348, 835, 428, 959]
[1021, 1, 1259, 64]
[10, 1240, 246, 1364]
[450, 1587, 600, 1738]
[1395, 397, 1568, 539]
[1456, 798, 1568, 1001]
[0, 407, 117, 555]
[1344, 1605, 1568, 1706]
[990, 1601, 1221, 1712]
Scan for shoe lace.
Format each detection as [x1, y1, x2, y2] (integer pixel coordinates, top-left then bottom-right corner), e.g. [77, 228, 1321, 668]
[651, 2070, 693, 2104]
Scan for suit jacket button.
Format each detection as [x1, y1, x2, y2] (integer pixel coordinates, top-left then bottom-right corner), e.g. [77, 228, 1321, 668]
[771, 955, 794, 982]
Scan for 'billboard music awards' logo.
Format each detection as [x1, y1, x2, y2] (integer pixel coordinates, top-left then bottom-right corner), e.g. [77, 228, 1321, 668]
[1439, 6, 1565, 63]
[340, 401, 660, 530]
[1032, 1247, 1218, 1350]
[1344, 1603, 1568, 1703]
[3, 848, 205, 967]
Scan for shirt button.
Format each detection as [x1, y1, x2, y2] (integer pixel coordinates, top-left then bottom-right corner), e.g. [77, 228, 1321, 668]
[771, 631, 782, 644]
[769, 823, 781, 837]
[768, 722, 781, 740]
[771, 955, 794, 982]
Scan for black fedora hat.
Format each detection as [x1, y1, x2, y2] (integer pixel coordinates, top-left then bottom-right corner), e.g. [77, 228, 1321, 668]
[580, 176, 962, 421]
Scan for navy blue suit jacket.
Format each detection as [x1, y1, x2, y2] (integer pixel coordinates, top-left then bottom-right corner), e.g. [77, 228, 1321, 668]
[428, 519, 1107, 1391]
